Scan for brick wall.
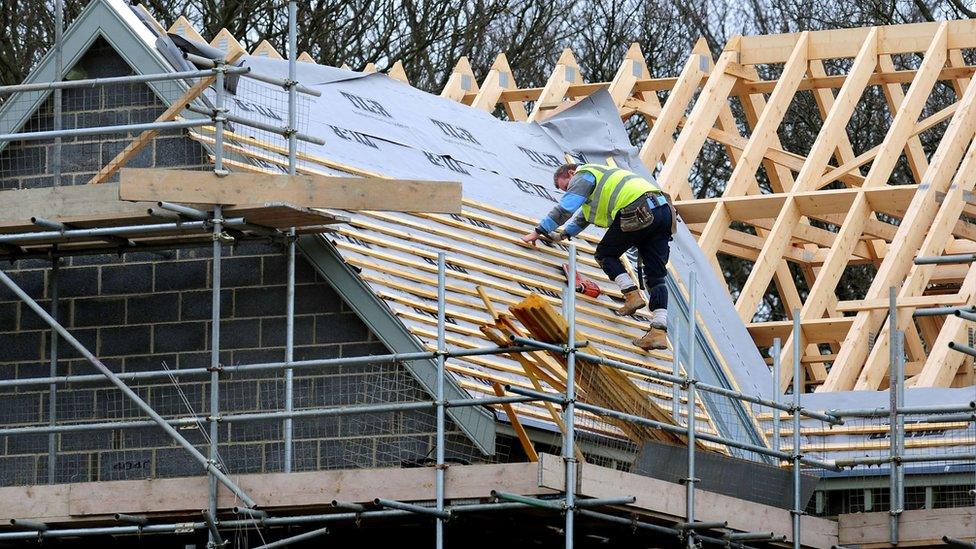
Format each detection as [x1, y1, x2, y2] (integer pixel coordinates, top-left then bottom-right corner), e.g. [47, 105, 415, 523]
[0, 38, 487, 486]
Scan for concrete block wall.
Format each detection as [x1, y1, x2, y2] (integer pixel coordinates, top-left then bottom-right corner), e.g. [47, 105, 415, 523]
[0, 38, 210, 190]
[0, 38, 484, 487]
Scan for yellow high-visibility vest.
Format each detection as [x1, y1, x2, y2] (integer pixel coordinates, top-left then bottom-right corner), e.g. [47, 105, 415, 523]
[577, 164, 662, 228]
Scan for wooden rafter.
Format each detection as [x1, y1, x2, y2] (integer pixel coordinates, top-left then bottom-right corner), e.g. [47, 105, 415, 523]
[778, 24, 950, 390]
[165, 17, 976, 394]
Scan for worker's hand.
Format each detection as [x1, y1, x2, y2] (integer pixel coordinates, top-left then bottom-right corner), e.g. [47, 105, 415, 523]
[550, 228, 568, 242]
[521, 231, 541, 246]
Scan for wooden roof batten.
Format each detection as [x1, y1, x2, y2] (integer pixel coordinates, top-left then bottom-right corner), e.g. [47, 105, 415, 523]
[132, 15, 976, 459]
[164, 18, 976, 398]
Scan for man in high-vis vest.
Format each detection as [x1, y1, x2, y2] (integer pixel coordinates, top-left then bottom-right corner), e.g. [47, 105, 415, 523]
[521, 163, 676, 350]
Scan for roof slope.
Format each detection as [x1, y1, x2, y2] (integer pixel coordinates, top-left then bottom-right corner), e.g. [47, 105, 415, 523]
[185, 52, 772, 454]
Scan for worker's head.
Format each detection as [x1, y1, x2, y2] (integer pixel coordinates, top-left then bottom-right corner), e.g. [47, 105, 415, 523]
[553, 163, 578, 191]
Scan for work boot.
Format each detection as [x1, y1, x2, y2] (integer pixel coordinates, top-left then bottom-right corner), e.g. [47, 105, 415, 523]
[632, 327, 669, 351]
[616, 288, 646, 316]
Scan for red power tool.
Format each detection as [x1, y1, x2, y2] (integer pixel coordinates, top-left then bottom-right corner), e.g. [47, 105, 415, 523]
[562, 263, 601, 298]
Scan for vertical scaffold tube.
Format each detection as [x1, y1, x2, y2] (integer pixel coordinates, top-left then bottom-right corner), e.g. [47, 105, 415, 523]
[888, 287, 899, 546]
[792, 311, 802, 549]
[895, 329, 905, 541]
[284, 2, 299, 472]
[435, 253, 447, 549]
[564, 244, 578, 549]
[672, 323, 681, 425]
[283, 228, 295, 472]
[208, 206, 223, 545]
[287, 1, 298, 174]
[686, 270, 697, 548]
[52, 0, 63, 186]
[213, 61, 225, 173]
[772, 337, 781, 454]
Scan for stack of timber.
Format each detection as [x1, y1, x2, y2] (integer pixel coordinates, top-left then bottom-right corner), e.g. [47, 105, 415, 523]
[509, 293, 689, 446]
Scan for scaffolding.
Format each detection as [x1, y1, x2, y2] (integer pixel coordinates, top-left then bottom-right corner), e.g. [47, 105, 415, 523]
[0, 2, 973, 548]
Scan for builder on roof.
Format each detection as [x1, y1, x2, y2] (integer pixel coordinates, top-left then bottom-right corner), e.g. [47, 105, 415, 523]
[521, 163, 676, 351]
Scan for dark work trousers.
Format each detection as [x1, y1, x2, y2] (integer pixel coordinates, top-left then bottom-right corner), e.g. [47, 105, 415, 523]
[593, 202, 673, 313]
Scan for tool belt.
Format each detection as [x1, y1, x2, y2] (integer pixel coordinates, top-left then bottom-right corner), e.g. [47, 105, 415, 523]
[619, 192, 677, 235]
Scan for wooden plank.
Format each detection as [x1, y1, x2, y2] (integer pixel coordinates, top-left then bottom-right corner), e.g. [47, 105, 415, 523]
[566, 460, 839, 548]
[676, 185, 918, 224]
[748, 318, 853, 347]
[879, 54, 930, 183]
[839, 508, 975, 548]
[0, 461, 549, 521]
[0, 182, 341, 241]
[736, 19, 976, 64]
[119, 168, 461, 213]
[0, 182, 151, 226]
[836, 293, 965, 312]
[736, 64, 976, 96]
[492, 382, 539, 461]
[490, 63, 975, 101]
[607, 43, 647, 108]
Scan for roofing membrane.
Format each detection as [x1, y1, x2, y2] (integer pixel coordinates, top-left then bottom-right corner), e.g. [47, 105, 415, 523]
[190, 52, 772, 453]
[73, 0, 974, 463]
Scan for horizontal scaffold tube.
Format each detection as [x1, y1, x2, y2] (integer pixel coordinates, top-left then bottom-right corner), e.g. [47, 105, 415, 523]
[0, 395, 541, 436]
[183, 52, 321, 97]
[0, 118, 211, 143]
[577, 509, 758, 549]
[0, 218, 247, 245]
[914, 305, 976, 317]
[834, 453, 976, 467]
[913, 253, 976, 265]
[0, 66, 249, 95]
[510, 336, 842, 424]
[0, 345, 546, 388]
[0, 497, 634, 542]
[505, 386, 841, 472]
[830, 402, 976, 418]
[949, 341, 976, 358]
